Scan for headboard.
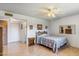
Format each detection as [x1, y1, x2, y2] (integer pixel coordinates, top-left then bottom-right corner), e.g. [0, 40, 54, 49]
[36, 31, 47, 36]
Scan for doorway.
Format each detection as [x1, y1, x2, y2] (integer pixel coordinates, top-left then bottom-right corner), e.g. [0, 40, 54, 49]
[0, 20, 8, 45]
[0, 27, 3, 55]
[7, 18, 27, 44]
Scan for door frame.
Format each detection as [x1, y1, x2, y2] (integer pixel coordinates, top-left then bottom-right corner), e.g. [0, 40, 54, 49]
[0, 20, 8, 45]
[0, 27, 3, 55]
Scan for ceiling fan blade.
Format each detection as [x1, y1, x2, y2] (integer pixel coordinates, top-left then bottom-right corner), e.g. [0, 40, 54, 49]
[37, 6, 63, 18]
[39, 9, 50, 13]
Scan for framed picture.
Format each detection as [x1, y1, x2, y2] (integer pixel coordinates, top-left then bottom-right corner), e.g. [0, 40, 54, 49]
[65, 26, 72, 34]
[59, 25, 75, 34]
[45, 26, 48, 29]
[37, 24, 42, 30]
[20, 24, 23, 30]
[59, 26, 64, 34]
[68, 26, 71, 28]
[29, 25, 33, 30]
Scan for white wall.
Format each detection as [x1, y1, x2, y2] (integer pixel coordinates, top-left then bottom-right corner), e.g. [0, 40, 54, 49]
[50, 14, 79, 48]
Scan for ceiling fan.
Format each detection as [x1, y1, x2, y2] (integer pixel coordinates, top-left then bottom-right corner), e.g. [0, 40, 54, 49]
[39, 6, 62, 18]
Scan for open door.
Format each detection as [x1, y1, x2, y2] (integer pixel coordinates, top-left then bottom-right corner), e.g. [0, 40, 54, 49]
[0, 27, 3, 56]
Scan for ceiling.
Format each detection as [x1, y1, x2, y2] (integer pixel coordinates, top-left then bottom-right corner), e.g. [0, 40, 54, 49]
[0, 3, 79, 20]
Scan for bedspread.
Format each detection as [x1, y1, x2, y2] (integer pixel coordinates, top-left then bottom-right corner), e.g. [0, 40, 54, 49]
[36, 36, 67, 53]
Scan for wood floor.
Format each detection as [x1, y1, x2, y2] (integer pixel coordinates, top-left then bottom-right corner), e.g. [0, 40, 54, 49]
[3, 42, 79, 56]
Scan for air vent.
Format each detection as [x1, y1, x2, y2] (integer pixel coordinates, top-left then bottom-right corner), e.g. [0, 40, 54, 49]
[5, 12, 13, 17]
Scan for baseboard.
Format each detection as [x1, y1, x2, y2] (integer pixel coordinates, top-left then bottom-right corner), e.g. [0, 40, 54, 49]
[8, 41, 20, 44]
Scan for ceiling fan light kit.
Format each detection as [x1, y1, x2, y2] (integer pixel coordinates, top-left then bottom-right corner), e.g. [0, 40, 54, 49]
[40, 6, 62, 18]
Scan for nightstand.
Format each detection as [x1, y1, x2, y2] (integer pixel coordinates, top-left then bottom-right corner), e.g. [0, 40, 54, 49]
[28, 37, 35, 46]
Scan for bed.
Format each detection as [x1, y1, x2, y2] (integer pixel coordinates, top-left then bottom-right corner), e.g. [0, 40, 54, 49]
[36, 31, 68, 53]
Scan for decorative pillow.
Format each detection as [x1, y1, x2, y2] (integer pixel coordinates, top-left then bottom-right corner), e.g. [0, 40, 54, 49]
[39, 34, 48, 37]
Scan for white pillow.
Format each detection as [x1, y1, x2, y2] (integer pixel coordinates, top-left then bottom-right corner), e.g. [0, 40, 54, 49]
[39, 34, 48, 37]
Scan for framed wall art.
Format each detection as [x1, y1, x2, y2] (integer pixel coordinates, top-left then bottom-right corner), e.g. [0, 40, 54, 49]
[29, 25, 33, 30]
[59, 26, 64, 34]
[37, 24, 42, 30]
[20, 24, 23, 30]
[45, 26, 48, 29]
[59, 25, 75, 34]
